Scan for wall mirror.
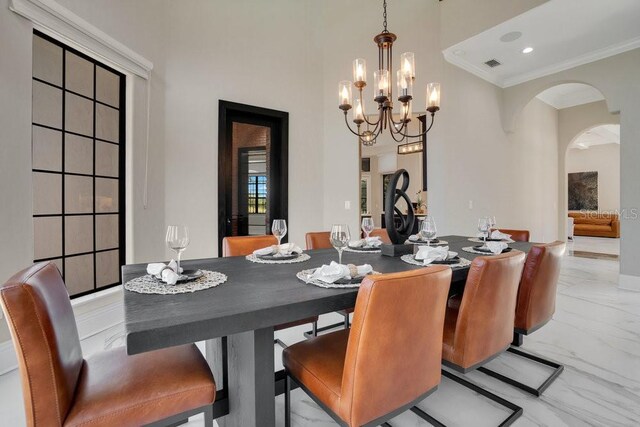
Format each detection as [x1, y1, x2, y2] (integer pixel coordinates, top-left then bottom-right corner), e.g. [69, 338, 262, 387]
[359, 112, 427, 236]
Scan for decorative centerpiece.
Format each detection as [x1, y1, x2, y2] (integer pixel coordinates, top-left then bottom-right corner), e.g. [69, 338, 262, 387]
[381, 169, 415, 257]
[415, 190, 427, 214]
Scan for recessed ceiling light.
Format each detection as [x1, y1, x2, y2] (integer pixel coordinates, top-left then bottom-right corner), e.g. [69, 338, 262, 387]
[500, 31, 522, 43]
[522, 47, 534, 54]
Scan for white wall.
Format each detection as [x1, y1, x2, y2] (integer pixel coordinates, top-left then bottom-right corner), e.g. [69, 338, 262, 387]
[0, 0, 35, 343]
[161, 0, 325, 256]
[508, 98, 559, 242]
[502, 50, 640, 283]
[566, 144, 620, 212]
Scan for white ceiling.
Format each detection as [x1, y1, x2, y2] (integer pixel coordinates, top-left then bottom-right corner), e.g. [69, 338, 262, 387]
[442, 0, 640, 88]
[536, 83, 604, 109]
[570, 124, 620, 150]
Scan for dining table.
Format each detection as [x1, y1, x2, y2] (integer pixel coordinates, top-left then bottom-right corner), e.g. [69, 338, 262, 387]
[122, 235, 534, 427]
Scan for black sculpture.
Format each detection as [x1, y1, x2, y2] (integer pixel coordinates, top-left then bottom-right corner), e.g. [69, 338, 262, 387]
[384, 169, 415, 245]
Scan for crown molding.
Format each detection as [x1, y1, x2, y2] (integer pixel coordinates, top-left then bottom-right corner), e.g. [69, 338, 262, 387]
[443, 36, 640, 89]
[442, 49, 503, 87]
[502, 36, 640, 87]
[10, 0, 153, 78]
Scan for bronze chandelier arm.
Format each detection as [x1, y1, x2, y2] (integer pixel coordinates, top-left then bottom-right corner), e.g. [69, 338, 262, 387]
[387, 103, 411, 128]
[393, 112, 436, 138]
[386, 111, 411, 142]
[359, 89, 383, 127]
[343, 111, 383, 139]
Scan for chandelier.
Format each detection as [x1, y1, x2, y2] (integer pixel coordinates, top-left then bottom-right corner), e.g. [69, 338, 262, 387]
[338, 0, 440, 147]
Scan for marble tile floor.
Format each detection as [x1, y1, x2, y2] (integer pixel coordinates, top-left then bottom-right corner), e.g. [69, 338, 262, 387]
[567, 236, 620, 256]
[1, 249, 638, 426]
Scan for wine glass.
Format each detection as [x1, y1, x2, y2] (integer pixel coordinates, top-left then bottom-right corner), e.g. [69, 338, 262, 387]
[166, 225, 189, 276]
[272, 219, 287, 251]
[477, 217, 490, 248]
[330, 224, 351, 265]
[361, 217, 374, 240]
[488, 216, 496, 239]
[419, 215, 437, 247]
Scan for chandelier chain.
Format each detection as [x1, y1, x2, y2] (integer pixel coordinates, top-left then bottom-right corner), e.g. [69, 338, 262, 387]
[382, 0, 388, 33]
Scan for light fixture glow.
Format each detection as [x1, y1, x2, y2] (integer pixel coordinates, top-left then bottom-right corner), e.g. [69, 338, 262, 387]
[522, 47, 534, 54]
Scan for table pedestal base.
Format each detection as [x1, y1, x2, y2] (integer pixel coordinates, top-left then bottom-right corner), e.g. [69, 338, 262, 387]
[215, 327, 275, 427]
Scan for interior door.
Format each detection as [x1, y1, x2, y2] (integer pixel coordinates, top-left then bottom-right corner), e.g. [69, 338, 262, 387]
[218, 101, 288, 254]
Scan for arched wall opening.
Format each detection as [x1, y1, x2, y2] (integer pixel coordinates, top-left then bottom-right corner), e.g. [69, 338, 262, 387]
[504, 50, 640, 287]
[565, 124, 621, 248]
[508, 82, 619, 245]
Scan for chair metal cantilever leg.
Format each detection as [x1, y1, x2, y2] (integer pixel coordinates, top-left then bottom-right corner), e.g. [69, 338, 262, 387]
[411, 369, 523, 427]
[478, 347, 564, 397]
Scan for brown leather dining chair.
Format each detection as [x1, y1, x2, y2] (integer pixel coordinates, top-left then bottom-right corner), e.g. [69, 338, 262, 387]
[222, 235, 319, 346]
[305, 231, 333, 250]
[497, 228, 530, 242]
[478, 241, 566, 396]
[0, 262, 216, 427]
[304, 231, 353, 334]
[413, 251, 526, 426]
[283, 267, 452, 427]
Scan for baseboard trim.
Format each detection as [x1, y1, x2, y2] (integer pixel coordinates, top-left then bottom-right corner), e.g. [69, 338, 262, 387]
[0, 292, 124, 375]
[619, 274, 640, 292]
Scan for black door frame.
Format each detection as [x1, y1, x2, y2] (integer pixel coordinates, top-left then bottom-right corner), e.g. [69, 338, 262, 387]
[218, 100, 289, 254]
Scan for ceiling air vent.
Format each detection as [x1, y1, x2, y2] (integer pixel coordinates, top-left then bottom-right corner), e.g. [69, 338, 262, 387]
[484, 59, 501, 68]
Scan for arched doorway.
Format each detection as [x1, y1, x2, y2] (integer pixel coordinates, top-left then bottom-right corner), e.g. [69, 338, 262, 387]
[510, 82, 618, 243]
[566, 124, 620, 254]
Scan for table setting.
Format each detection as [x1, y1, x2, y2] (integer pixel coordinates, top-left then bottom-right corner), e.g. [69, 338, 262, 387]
[297, 223, 379, 288]
[462, 216, 514, 255]
[246, 219, 311, 263]
[345, 218, 384, 253]
[468, 217, 515, 243]
[401, 244, 471, 268]
[406, 215, 449, 245]
[124, 225, 228, 294]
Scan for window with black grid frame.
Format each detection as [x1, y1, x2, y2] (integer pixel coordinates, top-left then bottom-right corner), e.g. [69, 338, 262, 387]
[31, 30, 125, 298]
[248, 175, 267, 214]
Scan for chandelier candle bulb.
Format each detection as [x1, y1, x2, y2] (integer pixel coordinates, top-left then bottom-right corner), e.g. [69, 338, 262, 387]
[374, 69, 389, 102]
[353, 58, 367, 87]
[396, 69, 412, 102]
[426, 82, 441, 113]
[339, 81, 353, 110]
[353, 98, 365, 124]
[400, 52, 415, 79]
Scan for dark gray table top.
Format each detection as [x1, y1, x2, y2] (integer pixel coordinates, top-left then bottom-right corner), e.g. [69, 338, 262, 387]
[122, 235, 533, 355]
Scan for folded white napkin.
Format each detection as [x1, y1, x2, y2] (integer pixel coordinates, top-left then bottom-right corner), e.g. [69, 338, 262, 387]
[350, 236, 382, 248]
[415, 245, 449, 265]
[409, 234, 436, 242]
[485, 241, 508, 254]
[310, 261, 373, 284]
[253, 243, 302, 257]
[476, 230, 512, 240]
[146, 260, 183, 285]
[490, 230, 512, 240]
